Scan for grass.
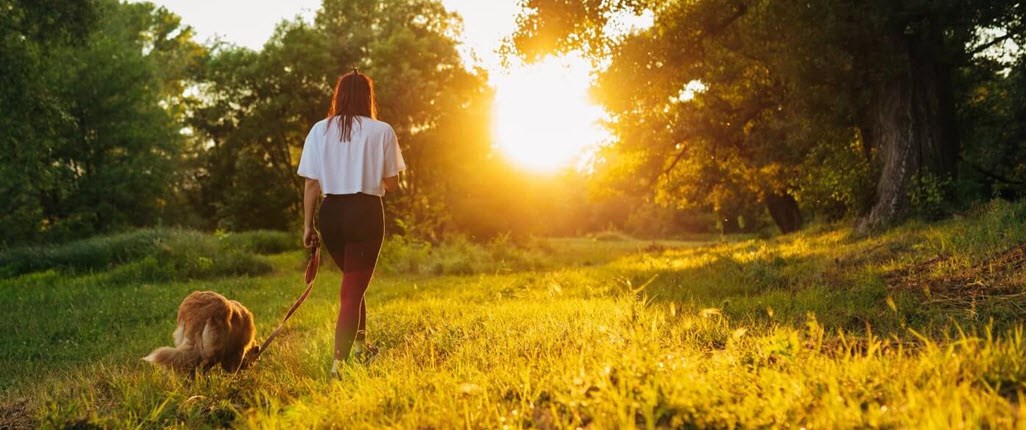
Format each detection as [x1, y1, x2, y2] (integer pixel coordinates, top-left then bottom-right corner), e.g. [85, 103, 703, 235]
[1, 200, 1026, 428]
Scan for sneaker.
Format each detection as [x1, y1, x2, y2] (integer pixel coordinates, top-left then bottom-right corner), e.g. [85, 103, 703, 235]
[352, 344, 379, 365]
[330, 359, 345, 378]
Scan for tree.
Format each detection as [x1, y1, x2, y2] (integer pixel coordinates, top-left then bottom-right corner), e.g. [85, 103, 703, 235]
[513, 0, 1025, 234]
[0, 0, 199, 244]
[319, 0, 493, 239]
[957, 41, 1026, 200]
[186, 20, 331, 230]
[186, 0, 493, 238]
[0, 0, 97, 244]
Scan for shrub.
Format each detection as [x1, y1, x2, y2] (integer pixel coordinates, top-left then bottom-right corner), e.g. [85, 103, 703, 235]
[376, 235, 434, 275]
[0, 229, 168, 277]
[909, 172, 955, 220]
[219, 230, 297, 255]
[0, 228, 273, 281]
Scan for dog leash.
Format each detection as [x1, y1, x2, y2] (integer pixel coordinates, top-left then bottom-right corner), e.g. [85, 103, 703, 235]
[252, 240, 320, 362]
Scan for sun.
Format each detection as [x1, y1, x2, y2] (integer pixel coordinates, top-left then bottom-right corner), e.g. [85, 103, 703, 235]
[491, 55, 609, 172]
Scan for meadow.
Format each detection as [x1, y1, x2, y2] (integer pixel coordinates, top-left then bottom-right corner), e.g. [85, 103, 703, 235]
[2, 201, 1026, 428]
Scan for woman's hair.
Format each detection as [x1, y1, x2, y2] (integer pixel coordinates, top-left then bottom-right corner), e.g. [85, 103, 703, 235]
[327, 69, 377, 142]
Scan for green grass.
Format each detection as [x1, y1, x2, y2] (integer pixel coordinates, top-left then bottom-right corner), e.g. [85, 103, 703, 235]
[2, 200, 1026, 428]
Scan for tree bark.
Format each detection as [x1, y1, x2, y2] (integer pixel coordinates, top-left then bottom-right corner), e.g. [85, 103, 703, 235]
[854, 24, 958, 234]
[765, 192, 802, 234]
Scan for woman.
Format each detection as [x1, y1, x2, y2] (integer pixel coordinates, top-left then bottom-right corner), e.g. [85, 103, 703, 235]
[297, 69, 405, 375]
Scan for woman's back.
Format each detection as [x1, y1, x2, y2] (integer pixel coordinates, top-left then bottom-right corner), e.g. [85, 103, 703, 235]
[297, 116, 405, 197]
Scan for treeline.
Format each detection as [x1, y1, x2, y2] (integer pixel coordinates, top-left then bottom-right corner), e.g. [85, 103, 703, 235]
[2, 0, 188, 244]
[0, 0, 625, 247]
[516, 0, 1026, 234]
[2, 0, 1024, 247]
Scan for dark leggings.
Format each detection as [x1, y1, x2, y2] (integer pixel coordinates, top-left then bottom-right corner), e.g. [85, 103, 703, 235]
[318, 193, 384, 360]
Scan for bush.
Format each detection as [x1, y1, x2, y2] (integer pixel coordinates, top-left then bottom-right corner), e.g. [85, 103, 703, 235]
[0, 229, 168, 277]
[0, 228, 273, 281]
[104, 249, 271, 284]
[375, 235, 434, 275]
[219, 230, 297, 255]
[909, 172, 955, 220]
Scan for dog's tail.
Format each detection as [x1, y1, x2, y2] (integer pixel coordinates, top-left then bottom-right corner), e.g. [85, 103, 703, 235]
[142, 345, 200, 372]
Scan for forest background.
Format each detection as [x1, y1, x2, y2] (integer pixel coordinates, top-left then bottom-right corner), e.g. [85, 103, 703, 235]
[1, 0, 1024, 247]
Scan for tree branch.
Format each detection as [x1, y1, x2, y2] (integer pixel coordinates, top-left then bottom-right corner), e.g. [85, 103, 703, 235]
[968, 32, 1017, 57]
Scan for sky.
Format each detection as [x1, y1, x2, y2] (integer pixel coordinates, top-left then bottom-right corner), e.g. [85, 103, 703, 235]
[144, 0, 319, 48]
[145, 0, 521, 72]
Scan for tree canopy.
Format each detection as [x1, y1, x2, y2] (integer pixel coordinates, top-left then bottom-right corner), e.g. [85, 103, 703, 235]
[1, 0, 199, 243]
[184, 0, 496, 239]
[1, 0, 1023, 245]
[513, 0, 1026, 233]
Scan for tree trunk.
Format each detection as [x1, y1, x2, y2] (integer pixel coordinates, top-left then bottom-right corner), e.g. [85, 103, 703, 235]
[854, 24, 958, 234]
[765, 192, 802, 233]
[717, 210, 740, 234]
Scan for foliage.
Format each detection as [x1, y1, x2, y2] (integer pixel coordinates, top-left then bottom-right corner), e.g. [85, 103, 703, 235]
[218, 230, 299, 255]
[184, 0, 493, 237]
[0, 228, 272, 281]
[0, 0, 202, 245]
[957, 53, 1026, 200]
[797, 139, 878, 221]
[513, 0, 1026, 232]
[2, 0, 1023, 244]
[0, 0, 97, 244]
[909, 172, 956, 220]
[2, 202, 1026, 426]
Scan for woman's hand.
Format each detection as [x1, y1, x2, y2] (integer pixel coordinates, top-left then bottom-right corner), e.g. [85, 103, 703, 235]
[383, 175, 400, 193]
[303, 226, 319, 248]
[302, 178, 321, 248]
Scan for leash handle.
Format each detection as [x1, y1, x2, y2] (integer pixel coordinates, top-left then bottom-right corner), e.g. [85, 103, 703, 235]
[254, 244, 320, 359]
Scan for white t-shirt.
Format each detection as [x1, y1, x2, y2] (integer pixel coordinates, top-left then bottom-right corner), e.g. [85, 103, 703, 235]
[296, 116, 406, 196]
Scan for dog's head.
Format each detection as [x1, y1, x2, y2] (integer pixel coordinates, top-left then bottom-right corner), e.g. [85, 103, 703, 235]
[239, 345, 262, 370]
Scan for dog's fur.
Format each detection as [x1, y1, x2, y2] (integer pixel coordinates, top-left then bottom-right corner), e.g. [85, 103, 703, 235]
[143, 291, 260, 373]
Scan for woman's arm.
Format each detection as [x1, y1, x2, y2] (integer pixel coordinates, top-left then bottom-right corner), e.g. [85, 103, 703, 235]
[303, 178, 321, 247]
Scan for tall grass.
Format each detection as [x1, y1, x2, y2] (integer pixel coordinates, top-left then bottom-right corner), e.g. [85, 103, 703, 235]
[376, 234, 552, 276]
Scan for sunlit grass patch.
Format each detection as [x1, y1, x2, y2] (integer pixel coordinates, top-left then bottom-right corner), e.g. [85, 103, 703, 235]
[3, 200, 1026, 428]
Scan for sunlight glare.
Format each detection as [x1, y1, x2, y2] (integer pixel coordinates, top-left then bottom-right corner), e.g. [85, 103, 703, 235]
[492, 55, 609, 172]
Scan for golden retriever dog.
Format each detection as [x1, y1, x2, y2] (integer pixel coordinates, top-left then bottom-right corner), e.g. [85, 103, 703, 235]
[143, 291, 260, 373]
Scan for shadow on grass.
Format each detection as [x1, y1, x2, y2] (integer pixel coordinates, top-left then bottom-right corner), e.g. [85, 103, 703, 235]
[601, 227, 1025, 339]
